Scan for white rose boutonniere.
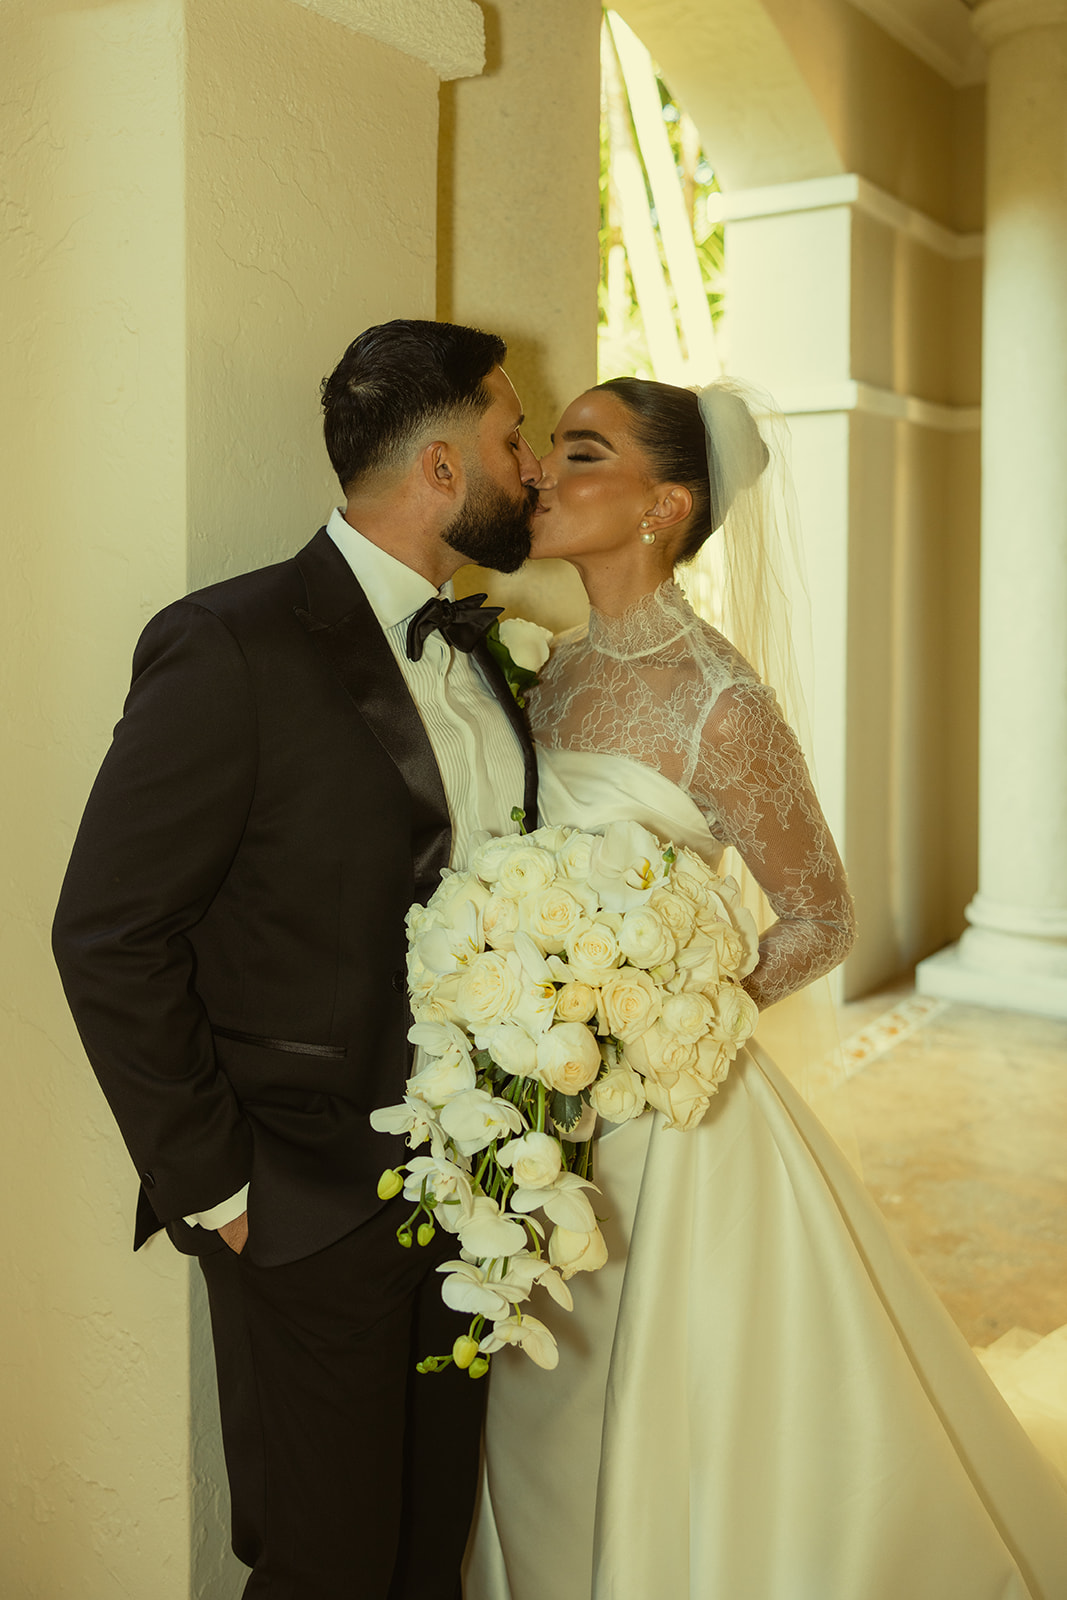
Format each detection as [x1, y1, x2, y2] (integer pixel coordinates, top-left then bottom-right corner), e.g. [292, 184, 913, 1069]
[486, 615, 553, 707]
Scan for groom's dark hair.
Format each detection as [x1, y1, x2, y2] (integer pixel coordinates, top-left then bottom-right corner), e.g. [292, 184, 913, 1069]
[322, 319, 508, 492]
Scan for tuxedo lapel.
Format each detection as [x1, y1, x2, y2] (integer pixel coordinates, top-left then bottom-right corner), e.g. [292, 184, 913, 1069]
[472, 639, 540, 831]
[293, 530, 451, 896]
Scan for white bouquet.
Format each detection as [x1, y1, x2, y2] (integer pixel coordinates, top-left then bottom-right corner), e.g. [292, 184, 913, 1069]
[371, 819, 760, 1378]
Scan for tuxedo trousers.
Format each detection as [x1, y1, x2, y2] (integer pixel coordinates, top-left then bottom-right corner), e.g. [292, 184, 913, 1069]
[199, 1198, 485, 1599]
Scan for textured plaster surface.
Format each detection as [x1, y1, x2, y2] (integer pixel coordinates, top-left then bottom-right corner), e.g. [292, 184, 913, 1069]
[186, 0, 439, 589]
[1, 2, 194, 1592]
[440, 0, 602, 633]
[2, 0, 441, 1593]
[288, 0, 485, 80]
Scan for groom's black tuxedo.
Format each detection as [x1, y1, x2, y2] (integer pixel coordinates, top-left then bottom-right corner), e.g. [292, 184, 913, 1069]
[54, 526, 537, 1262]
[52, 526, 538, 1596]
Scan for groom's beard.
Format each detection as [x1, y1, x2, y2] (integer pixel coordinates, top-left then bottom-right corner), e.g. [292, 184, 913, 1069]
[442, 473, 538, 574]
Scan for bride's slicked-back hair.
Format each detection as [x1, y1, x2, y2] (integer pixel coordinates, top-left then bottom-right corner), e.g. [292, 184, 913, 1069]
[322, 319, 507, 493]
[595, 376, 769, 562]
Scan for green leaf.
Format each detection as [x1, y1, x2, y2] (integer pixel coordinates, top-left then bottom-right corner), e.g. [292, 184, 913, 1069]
[550, 1091, 585, 1133]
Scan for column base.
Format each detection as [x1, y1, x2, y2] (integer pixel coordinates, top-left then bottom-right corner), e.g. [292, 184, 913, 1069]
[916, 941, 1067, 1021]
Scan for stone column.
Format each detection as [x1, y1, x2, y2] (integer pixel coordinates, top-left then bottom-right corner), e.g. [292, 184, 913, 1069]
[918, 0, 1067, 1017]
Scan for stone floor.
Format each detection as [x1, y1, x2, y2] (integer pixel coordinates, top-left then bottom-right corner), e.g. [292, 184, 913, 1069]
[833, 982, 1067, 1346]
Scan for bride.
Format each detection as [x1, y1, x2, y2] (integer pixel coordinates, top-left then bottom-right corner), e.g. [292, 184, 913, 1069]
[465, 378, 1067, 1599]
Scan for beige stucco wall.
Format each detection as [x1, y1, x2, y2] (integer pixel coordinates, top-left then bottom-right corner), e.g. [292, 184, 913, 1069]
[439, 0, 603, 631]
[0, 0, 464, 1593]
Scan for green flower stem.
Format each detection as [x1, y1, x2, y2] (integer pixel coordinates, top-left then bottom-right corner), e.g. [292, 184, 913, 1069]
[536, 1082, 546, 1134]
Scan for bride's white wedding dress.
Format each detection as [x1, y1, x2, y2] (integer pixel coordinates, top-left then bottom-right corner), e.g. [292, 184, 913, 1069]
[465, 584, 1067, 1600]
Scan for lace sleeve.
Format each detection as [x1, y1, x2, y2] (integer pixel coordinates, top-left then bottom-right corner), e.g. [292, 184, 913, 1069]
[692, 683, 857, 1009]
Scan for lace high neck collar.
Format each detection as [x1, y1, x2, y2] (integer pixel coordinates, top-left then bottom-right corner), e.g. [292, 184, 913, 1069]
[586, 579, 697, 660]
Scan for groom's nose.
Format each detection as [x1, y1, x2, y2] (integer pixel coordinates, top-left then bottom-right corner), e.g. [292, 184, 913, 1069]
[516, 433, 543, 486]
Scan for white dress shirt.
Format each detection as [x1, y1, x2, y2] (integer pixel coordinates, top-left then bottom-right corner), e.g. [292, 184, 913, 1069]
[187, 510, 528, 1229]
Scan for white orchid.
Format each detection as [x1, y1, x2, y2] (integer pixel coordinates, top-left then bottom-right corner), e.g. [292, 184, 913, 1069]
[438, 1259, 516, 1321]
[509, 1169, 598, 1232]
[456, 1195, 530, 1258]
[586, 819, 670, 912]
[439, 1088, 526, 1156]
[369, 1093, 442, 1154]
[402, 1155, 474, 1232]
[479, 1313, 560, 1371]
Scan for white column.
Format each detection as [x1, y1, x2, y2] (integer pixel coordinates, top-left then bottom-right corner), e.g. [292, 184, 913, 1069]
[918, 0, 1067, 1017]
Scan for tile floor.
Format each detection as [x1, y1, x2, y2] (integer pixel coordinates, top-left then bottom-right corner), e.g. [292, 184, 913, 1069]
[833, 982, 1067, 1346]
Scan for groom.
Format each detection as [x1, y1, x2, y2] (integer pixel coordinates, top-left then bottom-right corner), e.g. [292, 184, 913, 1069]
[52, 319, 542, 1597]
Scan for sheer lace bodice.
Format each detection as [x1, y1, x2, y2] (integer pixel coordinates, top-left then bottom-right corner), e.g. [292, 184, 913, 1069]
[527, 581, 856, 1009]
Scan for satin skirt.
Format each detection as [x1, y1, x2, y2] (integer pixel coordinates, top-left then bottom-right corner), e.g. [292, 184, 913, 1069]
[465, 1042, 1067, 1600]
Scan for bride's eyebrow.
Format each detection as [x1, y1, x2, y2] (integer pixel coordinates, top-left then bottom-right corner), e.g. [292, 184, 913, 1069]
[551, 428, 616, 450]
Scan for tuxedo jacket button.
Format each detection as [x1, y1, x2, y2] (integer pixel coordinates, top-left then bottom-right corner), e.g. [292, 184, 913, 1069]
[141, 1170, 156, 1188]
[391, 969, 405, 994]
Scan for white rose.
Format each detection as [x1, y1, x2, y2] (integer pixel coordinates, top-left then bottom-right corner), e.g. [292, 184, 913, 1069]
[519, 885, 594, 954]
[693, 1034, 732, 1090]
[554, 830, 597, 881]
[455, 950, 524, 1028]
[535, 1021, 602, 1094]
[439, 1088, 525, 1156]
[671, 848, 722, 908]
[498, 616, 553, 673]
[618, 906, 676, 969]
[497, 846, 558, 901]
[496, 1130, 563, 1190]
[643, 1068, 712, 1132]
[598, 967, 662, 1042]
[478, 1020, 539, 1077]
[648, 886, 697, 943]
[590, 1065, 647, 1124]
[660, 990, 715, 1046]
[673, 933, 723, 993]
[710, 983, 759, 1050]
[555, 981, 598, 1024]
[524, 824, 570, 853]
[482, 892, 522, 952]
[549, 1223, 609, 1281]
[565, 921, 623, 985]
[471, 834, 526, 885]
[587, 820, 670, 913]
[623, 1019, 697, 1079]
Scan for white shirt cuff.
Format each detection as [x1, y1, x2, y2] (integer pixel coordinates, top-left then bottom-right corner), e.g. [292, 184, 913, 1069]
[184, 1184, 250, 1230]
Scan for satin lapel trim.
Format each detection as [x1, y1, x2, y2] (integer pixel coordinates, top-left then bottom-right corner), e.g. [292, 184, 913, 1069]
[294, 539, 451, 895]
[473, 639, 540, 830]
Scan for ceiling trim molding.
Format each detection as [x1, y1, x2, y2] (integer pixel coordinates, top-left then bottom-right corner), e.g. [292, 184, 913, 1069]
[709, 174, 984, 259]
[286, 0, 485, 81]
[845, 1, 988, 86]
[972, 0, 1067, 45]
[774, 380, 981, 431]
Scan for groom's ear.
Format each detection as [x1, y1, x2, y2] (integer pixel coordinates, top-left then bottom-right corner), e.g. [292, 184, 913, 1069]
[420, 439, 465, 504]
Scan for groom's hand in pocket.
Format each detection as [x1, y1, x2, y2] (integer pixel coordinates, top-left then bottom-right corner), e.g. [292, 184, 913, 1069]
[218, 1211, 249, 1255]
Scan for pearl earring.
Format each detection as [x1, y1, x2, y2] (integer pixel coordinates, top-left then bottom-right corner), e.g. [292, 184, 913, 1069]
[639, 521, 656, 546]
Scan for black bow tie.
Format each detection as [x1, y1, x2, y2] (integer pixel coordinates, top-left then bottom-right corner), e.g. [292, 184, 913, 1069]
[406, 593, 503, 662]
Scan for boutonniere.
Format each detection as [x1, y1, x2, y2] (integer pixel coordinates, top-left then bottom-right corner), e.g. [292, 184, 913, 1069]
[485, 617, 553, 708]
